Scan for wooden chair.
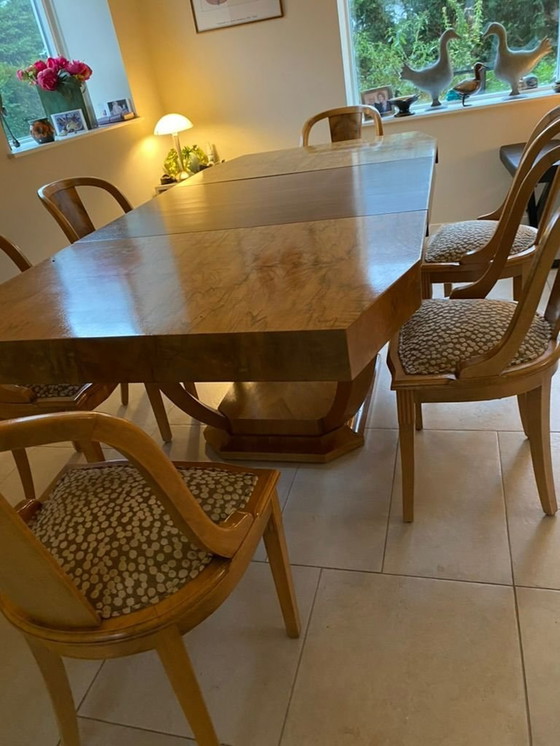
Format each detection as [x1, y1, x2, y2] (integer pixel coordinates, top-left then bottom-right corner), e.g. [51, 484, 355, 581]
[0, 234, 118, 502]
[388, 155, 560, 522]
[37, 177, 172, 442]
[0, 411, 300, 746]
[422, 107, 560, 300]
[300, 105, 383, 146]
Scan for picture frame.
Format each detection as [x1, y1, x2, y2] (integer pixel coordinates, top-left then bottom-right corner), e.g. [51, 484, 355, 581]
[190, 0, 283, 33]
[104, 99, 132, 118]
[50, 108, 87, 137]
[361, 86, 394, 117]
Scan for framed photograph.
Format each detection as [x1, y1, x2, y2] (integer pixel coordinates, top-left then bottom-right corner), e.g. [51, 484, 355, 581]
[104, 99, 132, 118]
[50, 108, 87, 137]
[361, 86, 394, 117]
[190, 0, 283, 33]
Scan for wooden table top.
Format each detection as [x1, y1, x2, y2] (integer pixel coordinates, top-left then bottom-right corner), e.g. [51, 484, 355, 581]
[0, 133, 436, 385]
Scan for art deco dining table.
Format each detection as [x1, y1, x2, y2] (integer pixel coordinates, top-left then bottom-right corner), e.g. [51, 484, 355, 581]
[0, 131, 436, 461]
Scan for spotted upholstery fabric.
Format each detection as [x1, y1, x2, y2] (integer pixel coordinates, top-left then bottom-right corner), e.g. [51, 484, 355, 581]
[425, 220, 537, 263]
[30, 463, 258, 620]
[398, 298, 551, 375]
[21, 384, 87, 399]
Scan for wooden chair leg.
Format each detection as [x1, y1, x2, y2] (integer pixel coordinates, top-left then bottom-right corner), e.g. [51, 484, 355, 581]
[415, 402, 423, 431]
[156, 627, 219, 746]
[421, 272, 433, 299]
[12, 448, 35, 501]
[443, 282, 453, 297]
[120, 382, 129, 406]
[396, 389, 416, 522]
[145, 384, 172, 443]
[517, 393, 530, 438]
[513, 274, 523, 301]
[25, 637, 80, 746]
[262, 491, 301, 639]
[79, 441, 105, 462]
[525, 382, 558, 516]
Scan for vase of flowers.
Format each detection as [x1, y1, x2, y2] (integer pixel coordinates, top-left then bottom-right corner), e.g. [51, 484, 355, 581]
[17, 57, 94, 130]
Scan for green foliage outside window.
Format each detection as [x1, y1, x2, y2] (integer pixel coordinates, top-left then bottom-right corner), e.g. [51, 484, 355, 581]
[350, 0, 559, 102]
[0, 0, 49, 141]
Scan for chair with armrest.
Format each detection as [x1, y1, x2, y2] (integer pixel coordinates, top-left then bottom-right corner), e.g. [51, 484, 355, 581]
[37, 177, 172, 442]
[388, 146, 560, 522]
[0, 410, 300, 746]
[422, 106, 560, 300]
[0, 234, 117, 502]
[300, 105, 383, 146]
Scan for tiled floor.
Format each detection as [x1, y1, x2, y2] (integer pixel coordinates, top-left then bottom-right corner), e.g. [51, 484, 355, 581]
[2, 276, 560, 745]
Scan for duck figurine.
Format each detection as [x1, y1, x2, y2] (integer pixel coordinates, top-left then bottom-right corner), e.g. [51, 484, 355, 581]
[401, 29, 460, 107]
[452, 62, 487, 106]
[484, 22, 552, 96]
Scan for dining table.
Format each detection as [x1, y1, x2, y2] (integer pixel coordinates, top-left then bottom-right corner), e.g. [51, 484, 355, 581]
[0, 131, 436, 462]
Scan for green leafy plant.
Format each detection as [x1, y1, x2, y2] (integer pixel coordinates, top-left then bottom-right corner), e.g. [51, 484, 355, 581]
[163, 144, 209, 180]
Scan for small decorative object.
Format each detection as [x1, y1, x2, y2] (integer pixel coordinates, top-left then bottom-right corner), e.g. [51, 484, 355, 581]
[16, 56, 93, 128]
[452, 62, 487, 106]
[519, 75, 539, 91]
[554, 81, 560, 93]
[0, 92, 20, 148]
[483, 22, 551, 97]
[51, 108, 87, 137]
[29, 117, 55, 143]
[361, 86, 394, 116]
[388, 94, 418, 117]
[105, 99, 133, 118]
[190, 0, 283, 32]
[401, 28, 460, 108]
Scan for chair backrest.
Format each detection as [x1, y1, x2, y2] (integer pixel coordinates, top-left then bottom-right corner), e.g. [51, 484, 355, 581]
[0, 411, 254, 630]
[300, 105, 383, 147]
[0, 234, 32, 273]
[456, 152, 560, 379]
[37, 177, 133, 243]
[456, 118, 560, 282]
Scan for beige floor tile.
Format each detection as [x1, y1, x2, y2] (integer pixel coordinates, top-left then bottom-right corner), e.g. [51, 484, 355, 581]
[97, 383, 172, 442]
[79, 563, 319, 746]
[0, 444, 80, 507]
[78, 718, 197, 745]
[0, 616, 102, 746]
[281, 571, 529, 746]
[517, 586, 560, 746]
[385, 430, 512, 584]
[499, 432, 560, 588]
[280, 429, 397, 571]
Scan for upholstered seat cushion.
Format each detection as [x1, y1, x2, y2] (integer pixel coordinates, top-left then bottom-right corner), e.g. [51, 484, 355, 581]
[424, 220, 537, 263]
[30, 463, 258, 620]
[398, 298, 551, 375]
[22, 383, 88, 399]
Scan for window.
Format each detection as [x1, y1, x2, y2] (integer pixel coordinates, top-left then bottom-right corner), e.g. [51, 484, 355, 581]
[347, 0, 560, 105]
[0, 0, 55, 142]
[0, 0, 133, 149]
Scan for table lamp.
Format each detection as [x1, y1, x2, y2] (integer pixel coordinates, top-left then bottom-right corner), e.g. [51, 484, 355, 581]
[154, 113, 193, 179]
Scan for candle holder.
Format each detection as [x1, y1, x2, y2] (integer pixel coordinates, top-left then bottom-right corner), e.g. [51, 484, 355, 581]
[388, 95, 419, 117]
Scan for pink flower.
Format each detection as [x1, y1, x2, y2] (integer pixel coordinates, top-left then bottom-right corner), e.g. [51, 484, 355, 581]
[46, 56, 69, 72]
[66, 60, 92, 81]
[33, 60, 47, 73]
[37, 68, 60, 91]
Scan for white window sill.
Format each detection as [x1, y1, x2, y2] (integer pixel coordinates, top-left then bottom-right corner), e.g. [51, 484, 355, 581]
[367, 86, 560, 126]
[5, 116, 142, 158]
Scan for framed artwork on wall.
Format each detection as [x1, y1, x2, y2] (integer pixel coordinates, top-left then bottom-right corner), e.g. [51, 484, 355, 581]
[190, 0, 283, 33]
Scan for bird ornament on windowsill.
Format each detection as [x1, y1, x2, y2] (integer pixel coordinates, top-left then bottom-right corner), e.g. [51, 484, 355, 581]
[400, 28, 460, 108]
[483, 22, 552, 97]
[452, 63, 487, 107]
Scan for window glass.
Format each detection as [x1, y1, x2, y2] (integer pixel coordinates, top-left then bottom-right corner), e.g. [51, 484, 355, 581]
[0, 0, 54, 141]
[349, 0, 560, 104]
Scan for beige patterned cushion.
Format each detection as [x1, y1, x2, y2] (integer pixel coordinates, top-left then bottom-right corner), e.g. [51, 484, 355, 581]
[398, 298, 551, 375]
[22, 383, 87, 399]
[30, 463, 258, 620]
[425, 221, 537, 263]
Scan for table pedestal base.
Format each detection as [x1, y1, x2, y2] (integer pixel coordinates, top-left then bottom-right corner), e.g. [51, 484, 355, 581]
[203, 357, 378, 463]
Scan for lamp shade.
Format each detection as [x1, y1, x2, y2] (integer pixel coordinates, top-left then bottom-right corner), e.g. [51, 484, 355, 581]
[154, 113, 193, 136]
